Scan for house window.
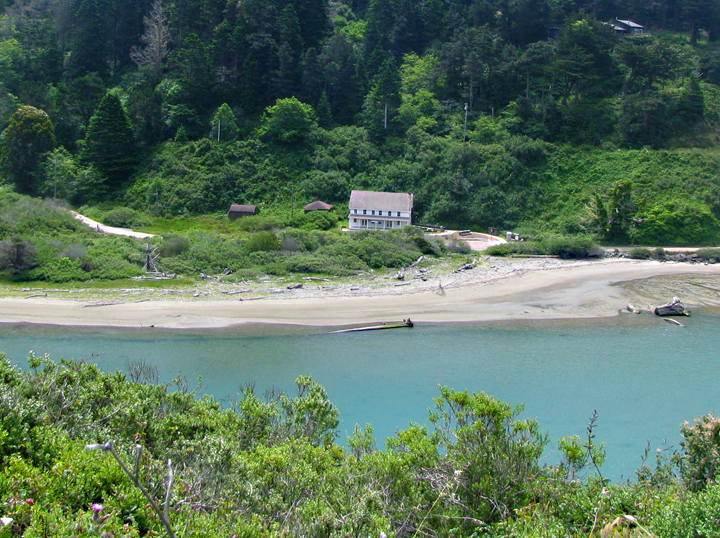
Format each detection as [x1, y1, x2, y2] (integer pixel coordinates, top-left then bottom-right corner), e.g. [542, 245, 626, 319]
[354, 209, 357, 214]
[353, 218, 357, 223]
[372, 210, 375, 215]
[397, 221, 400, 225]
[379, 211, 382, 215]
[397, 212, 401, 217]
[363, 210, 366, 214]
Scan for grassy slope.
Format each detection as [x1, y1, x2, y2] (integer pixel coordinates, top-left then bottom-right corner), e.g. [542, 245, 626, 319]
[524, 146, 720, 234]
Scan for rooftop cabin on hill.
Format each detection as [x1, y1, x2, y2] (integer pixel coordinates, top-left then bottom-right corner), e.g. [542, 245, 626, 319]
[348, 190, 413, 230]
[304, 200, 334, 213]
[614, 18, 644, 34]
[228, 204, 259, 219]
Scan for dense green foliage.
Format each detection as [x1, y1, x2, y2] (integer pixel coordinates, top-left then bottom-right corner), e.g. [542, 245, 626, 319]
[81, 93, 137, 192]
[0, 192, 444, 282]
[0, 354, 719, 537]
[0, 106, 55, 194]
[1, 0, 720, 247]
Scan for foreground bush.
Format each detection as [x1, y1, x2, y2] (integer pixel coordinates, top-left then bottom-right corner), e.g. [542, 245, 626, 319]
[0, 354, 718, 537]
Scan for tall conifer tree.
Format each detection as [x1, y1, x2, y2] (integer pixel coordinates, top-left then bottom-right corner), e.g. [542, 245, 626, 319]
[82, 92, 136, 190]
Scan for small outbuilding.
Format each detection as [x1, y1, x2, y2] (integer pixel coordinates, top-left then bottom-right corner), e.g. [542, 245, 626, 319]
[304, 201, 334, 213]
[614, 18, 644, 34]
[228, 204, 259, 219]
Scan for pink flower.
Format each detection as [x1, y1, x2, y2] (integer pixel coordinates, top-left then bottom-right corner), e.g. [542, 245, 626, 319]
[92, 503, 104, 512]
[25, 499, 34, 506]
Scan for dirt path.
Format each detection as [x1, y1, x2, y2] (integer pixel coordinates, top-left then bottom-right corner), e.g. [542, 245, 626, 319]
[71, 211, 154, 239]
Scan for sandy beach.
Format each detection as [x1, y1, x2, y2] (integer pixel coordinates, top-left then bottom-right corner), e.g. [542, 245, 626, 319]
[1, 257, 719, 329]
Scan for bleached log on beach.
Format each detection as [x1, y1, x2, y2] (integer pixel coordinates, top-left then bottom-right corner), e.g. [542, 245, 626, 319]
[25, 293, 48, 299]
[221, 289, 251, 295]
[654, 297, 690, 317]
[409, 256, 426, 268]
[663, 318, 685, 327]
[511, 254, 560, 258]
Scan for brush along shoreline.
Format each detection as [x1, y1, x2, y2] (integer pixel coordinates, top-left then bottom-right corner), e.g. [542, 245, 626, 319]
[1, 257, 719, 329]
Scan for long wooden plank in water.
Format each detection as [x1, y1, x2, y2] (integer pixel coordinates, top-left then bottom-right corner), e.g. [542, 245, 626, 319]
[331, 321, 414, 333]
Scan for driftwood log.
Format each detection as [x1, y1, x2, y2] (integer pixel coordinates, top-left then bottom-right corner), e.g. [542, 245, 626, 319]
[654, 297, 691, 317]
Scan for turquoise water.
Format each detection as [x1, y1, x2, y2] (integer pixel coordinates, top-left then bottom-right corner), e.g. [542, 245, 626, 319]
[0, 313, 718, 481]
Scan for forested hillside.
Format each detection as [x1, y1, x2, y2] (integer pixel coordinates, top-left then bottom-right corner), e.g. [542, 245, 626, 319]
[2, 0, 720, 243]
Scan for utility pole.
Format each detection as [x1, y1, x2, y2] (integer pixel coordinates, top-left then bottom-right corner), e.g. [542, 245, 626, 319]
[52, 159, 58, 198]
[463, 103, 468, 143]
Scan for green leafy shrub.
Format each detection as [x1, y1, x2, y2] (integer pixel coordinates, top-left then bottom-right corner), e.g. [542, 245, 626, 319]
[629, 247, 652, 259]
[24, 256, 87, 282]
[159, 235, 191, 257]
[635, 200, 719, 246]
[680, 414, 720, 491]
[696, 248, 720, 261]
[235, 216, 284, 232]
[102, 207, 151, 228]
[285, 254, 366, 276]
[246, 231, 281, 253]
[487, 236, 602, 259]
[300, 211, 338, 231]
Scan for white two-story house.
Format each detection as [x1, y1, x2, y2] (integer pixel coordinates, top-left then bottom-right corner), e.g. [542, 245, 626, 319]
[348, 190, 413, 230]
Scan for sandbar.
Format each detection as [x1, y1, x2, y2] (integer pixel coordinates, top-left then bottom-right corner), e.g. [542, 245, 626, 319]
[0, 258, 719, 329]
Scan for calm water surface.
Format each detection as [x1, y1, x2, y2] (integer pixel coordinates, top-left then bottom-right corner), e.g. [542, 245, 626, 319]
[1, 313, 718, 480]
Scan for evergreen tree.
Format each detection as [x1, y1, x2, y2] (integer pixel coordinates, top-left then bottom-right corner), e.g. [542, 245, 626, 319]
[316, 90, 333, 128]
[0, 105, 56, 194]
[362, 56, 401, 134]
[210, 103, 239, 142]
[294, 0, 329, 50]
[82, 92, 137, 190]
[68, 0, 111, 78]
[678, 75, 704, 123]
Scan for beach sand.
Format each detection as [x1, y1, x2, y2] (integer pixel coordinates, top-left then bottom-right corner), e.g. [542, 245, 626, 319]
[1, 258, 719, 329]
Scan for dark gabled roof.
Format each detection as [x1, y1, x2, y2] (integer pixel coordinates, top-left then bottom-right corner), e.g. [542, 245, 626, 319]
[616, 18, 643, 28]
[304, 201, 334, 211]
[229, 204, 257, 213]
[349, 190, 414, 212]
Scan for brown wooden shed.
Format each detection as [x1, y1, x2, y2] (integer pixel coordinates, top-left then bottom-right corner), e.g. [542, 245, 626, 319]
[303, 201, 334, 213]
[228, 204, 259, 219]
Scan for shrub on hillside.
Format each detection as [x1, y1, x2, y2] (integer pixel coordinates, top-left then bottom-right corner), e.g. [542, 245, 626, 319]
[696, 248, 720, 261]
[635, 200, 719, 246]
[628, 247, 652, 259]
[486, 236, 601, 259]
[102, 207, 152, 228]
[24, 256, 88, 282]
[234, 215, 283, 232]
[285, 254, 365, 276]
[159, 235, 191, 257]
[246, 231, 281, 253]
[300, 211, 338, 231]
